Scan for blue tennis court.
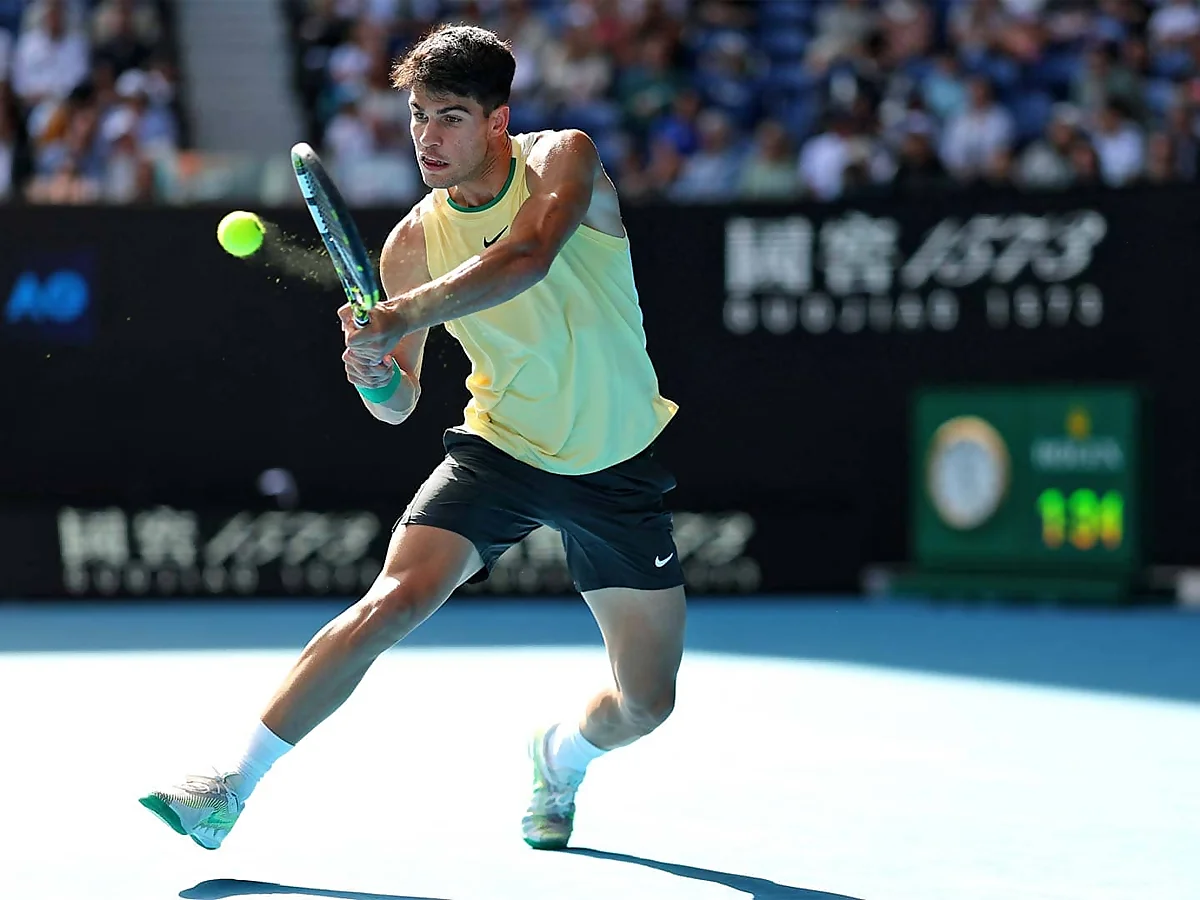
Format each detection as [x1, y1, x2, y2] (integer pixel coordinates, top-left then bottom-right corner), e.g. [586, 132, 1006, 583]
[2, 597, 1196, 900]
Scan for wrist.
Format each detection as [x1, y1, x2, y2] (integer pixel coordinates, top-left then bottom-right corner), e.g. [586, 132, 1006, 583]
[355, 358, 402, 403]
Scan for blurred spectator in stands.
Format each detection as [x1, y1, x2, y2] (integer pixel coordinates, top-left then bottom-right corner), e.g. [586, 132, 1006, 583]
[921, 53, 967, 122]
[1148, 0, 1200, 54]
[99, 101, 154, 202]
[738, 118, 800, 200]
[950, 0, 1044, 73]
[1144, 129, 1177, 184]
[92, 0, 156, 79]
[880, 89, 937, 158]
[25, 85, 105, 203]
[360, 42, 410, 151]
[578, 0, 634, 58]
[1162, 99, 1199, 180]
[18, 0, 87, 34]
[0, 0, 22, 36]
[111, 65, 178, 156]
[541, 12, 613, 125]
[880, 0, 932, 69]
[693, 0, 752, 29]
[940, 76, 1015, 183]
[806, 0, 878, 76]
[692, 30, 761, 131]
[324, 96, 375, 166]
[323, 16, 382, 123]
[646, 86, 700, 158]
[1071, 41, 1147, 127]
[632, 0, 686, 48]
[618, 132, 683, 200]
[296, 0, 354, 117]
[798, 109, 892, 200]
[0, 21, 12, 83]
[982, 143, 1014, 188]
[92, 0, 161, 49]
[1067, 135, 1103, 186]
[1093, 0, 1146, 43]
[669, 106, 742, 201]
[497, 0, 552, 104]
[891, 123, 947, 192]
[11, 0, 90, 115]
[1089, 97, 1145, 186]
[617, 32, 683, 141]
[0, 80, 16, 199]
[1015, 104, 1080, 190]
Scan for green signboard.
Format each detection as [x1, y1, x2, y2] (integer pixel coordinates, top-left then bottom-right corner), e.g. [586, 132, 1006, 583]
[911, 385, 1146, 579]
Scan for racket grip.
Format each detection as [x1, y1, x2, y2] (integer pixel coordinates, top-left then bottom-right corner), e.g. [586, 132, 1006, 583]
[354, 311, 370, 327]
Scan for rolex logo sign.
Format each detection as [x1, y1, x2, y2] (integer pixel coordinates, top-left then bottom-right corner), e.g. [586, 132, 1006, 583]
[1031, 406, 1124, 474]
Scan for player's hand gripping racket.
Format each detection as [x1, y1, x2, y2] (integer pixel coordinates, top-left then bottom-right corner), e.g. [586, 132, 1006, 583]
[291, 142, 380, 327]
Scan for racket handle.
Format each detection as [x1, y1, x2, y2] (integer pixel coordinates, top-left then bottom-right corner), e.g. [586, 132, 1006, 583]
[354, 311, 370, 327]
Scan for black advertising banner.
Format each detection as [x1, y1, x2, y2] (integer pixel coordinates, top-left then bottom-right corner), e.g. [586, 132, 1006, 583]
[0, 184, 1195, 597]
[0, 505, 768, 599]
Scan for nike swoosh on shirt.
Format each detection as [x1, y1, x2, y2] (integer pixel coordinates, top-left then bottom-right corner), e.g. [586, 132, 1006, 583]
[654, 553, 674, 568]
[483, 227, 508, 248]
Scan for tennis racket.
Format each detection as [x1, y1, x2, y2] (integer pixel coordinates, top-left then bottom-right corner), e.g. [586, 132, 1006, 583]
[291, 141, 380, 326]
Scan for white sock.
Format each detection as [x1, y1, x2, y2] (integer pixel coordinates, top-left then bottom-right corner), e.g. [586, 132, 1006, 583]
[546, 721, 608, 776]
[231, 721, 293, 799]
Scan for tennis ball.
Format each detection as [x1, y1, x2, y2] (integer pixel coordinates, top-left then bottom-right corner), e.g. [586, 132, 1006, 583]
[217, 211, 265, 258]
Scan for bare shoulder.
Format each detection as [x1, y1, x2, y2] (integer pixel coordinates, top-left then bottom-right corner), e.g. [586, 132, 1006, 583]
[381, 198, 428, 257]
[525, 128, 601, 174]
[380, 199, 432, 292]
[525, 129, 625, 239]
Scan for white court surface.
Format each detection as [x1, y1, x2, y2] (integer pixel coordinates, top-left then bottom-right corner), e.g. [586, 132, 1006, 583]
[1, 600, 1198, 900]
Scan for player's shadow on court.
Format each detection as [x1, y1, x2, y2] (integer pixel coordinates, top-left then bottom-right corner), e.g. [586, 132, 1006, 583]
[566, 848, 865, 899]
[180, 880, 448, 900]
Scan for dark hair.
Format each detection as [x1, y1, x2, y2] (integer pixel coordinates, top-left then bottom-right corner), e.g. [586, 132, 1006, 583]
[391, 24, 516, 114]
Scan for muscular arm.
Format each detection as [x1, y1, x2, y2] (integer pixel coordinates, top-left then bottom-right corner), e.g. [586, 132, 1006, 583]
[348, 209, 431, 425]
[362, 131, 601, 353]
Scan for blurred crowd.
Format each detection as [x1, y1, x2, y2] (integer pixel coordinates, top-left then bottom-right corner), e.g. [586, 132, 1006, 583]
[288, 0, 1200, 203]
[0, 0, 184, 203]
[8, 0, 1200, 205]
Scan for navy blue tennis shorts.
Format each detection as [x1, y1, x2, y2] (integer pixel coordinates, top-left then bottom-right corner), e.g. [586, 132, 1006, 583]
[396, 427, 685, 593]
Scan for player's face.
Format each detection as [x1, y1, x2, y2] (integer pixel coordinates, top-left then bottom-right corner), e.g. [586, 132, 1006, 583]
[409, 87, 497, 188]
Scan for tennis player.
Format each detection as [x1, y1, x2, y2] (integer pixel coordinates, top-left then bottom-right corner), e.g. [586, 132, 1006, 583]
[139, 24, 685, 853]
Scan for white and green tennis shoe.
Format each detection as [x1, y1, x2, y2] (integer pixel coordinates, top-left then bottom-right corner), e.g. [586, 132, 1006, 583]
[522, 727, 585, 850]
[138, 771, 245, 850]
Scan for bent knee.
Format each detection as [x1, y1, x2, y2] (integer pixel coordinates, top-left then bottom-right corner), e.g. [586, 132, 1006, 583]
[345, 575, 446, 652]
[622, 686, 676, 734]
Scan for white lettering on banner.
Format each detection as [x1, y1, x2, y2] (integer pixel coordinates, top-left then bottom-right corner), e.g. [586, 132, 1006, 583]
[724, 211, 1107, 335]
[133, 507, 198, 566]
[461, 512, 762, 594]
[725, 217, 812, 294]
[56, 507, 381, 596]
[821, 212, 899, 295]
[59, 508, 130, 568]
[54, 507, 760, 596]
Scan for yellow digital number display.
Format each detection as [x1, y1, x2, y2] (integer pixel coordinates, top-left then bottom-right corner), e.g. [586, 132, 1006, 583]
[1036, 489, 1124, 551]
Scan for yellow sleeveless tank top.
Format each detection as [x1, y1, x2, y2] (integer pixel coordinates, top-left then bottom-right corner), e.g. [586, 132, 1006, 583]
[418, 132, 678, 476]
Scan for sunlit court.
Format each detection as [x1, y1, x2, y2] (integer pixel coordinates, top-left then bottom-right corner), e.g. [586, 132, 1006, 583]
[3, 599, 1198, 900]
[4, 1, 1200, 898]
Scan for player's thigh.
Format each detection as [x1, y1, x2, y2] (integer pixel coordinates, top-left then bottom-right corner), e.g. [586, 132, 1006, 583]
[582, 585, 686, 713]
[325, 522, 482, 657]
[372, 521, 484, 606]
